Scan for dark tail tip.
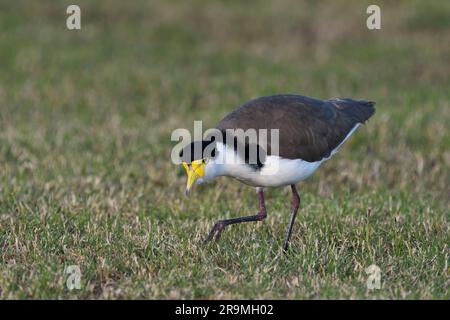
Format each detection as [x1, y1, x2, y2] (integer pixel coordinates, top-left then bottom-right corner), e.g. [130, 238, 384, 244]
[360, 100, 376, 121]
[329, 98, 376, 123]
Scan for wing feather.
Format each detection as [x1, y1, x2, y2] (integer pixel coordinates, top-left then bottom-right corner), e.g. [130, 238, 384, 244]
[215, 94, 375, 162]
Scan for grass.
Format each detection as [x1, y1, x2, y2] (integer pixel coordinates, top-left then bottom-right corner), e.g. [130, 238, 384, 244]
[0, 0, 449, 299]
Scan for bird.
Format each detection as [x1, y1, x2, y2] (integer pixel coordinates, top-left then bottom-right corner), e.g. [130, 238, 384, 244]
[179, 94, 375, 252]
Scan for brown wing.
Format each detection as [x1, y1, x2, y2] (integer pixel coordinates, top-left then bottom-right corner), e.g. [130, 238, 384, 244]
[215, 94, 375, 162]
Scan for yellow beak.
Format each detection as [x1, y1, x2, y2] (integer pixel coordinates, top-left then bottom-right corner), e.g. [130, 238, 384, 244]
[182, 159, 205, 195]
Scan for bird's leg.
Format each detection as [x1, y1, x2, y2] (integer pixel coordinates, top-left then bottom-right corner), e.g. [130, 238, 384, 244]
[204, 188, 267, 243]
[283, 184, 300, 253]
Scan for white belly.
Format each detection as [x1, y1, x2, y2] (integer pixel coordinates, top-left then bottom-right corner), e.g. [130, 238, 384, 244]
[230, 156, 324, 187]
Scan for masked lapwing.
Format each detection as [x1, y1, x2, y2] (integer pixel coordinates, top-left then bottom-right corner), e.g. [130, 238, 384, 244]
[179, 94, 375, 252]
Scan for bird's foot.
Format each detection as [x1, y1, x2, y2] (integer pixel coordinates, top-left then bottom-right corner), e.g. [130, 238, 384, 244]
[282, 241, 290, 254]
[203, 220, 226, 244]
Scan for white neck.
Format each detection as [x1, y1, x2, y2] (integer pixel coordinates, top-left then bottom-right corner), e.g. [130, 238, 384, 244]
[199, 142, 236, 183]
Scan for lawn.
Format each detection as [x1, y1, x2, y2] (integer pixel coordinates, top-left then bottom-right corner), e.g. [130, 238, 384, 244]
[0, 0, 448, 299]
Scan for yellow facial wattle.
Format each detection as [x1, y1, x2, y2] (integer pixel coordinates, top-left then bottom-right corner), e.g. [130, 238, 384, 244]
[182, 159, 205, 195]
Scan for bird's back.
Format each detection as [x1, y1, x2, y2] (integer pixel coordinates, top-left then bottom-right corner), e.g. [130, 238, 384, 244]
[216, 94, 375, 162]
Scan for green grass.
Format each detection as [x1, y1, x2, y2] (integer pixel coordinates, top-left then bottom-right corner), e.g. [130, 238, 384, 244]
[0, 0, 449, 299]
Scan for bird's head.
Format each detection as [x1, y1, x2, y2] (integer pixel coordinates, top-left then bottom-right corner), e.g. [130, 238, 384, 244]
[179, 140, 216, 195]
